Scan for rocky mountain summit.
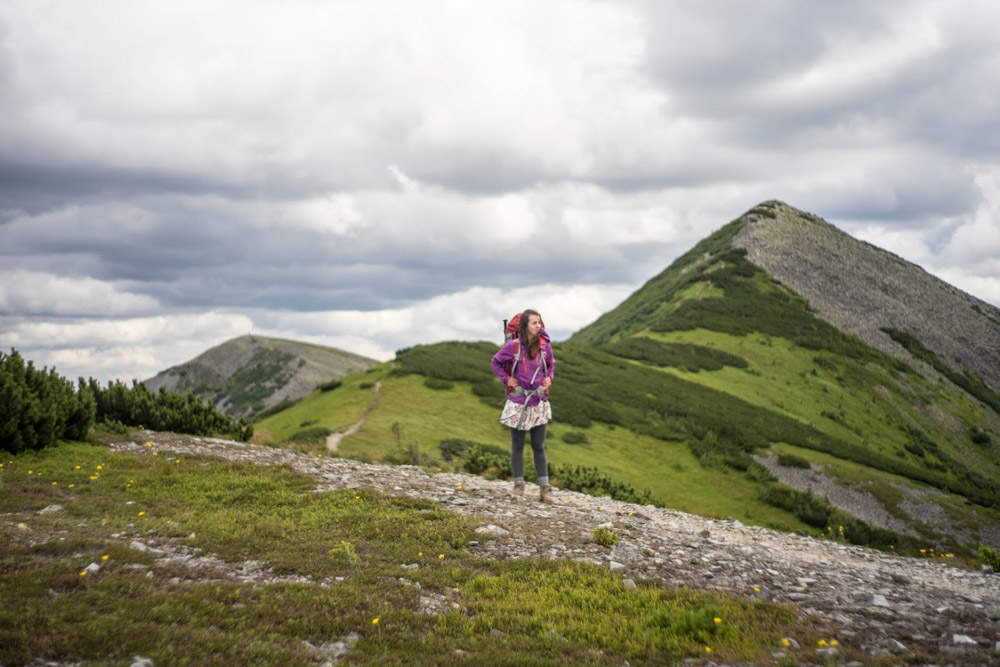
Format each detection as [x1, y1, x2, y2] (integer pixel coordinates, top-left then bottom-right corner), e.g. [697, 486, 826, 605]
[110, 433, 1000, 664]
[734, 201, 1000, 394]
[145, 335, 376, 418]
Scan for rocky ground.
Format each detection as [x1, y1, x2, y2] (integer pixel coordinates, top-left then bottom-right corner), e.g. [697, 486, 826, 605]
[107, 433, 1000, 665]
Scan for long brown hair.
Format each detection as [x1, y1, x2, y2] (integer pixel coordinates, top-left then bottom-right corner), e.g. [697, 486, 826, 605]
[518, 309, 543, 359]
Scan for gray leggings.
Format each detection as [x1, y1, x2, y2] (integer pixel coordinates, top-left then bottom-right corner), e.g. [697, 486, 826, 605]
[510, 424, 548, 481]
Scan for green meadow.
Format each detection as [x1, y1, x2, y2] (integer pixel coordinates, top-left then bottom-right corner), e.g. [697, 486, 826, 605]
[253, 205, 1000, 556]
[1, 438, 824, 665]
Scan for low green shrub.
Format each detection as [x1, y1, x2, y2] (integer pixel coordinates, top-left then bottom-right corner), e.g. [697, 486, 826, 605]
[1, 349, 95, 453]
[424, 378, 455, 391]
[562, 431, 590, 444]
[592, 525, 619, 547]
[979, 544, 1000, 572]
[287, 427, 333, 443]
[316, 379, 342, 392]
[603, 338, 748, 372]
[972, 429, 992, 446]
[776, 453, 810, 469]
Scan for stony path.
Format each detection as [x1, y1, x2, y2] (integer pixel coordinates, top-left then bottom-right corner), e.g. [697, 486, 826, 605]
[325, 380, 382, 452]
[112, 433, 1000, 664]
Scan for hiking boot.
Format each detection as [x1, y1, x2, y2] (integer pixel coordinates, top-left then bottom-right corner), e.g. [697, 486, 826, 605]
[512, 481, 525, 497]
[539, 484, 554, 504]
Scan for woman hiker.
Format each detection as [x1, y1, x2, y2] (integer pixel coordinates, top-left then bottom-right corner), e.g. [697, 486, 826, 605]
[491, 309, 555, 503]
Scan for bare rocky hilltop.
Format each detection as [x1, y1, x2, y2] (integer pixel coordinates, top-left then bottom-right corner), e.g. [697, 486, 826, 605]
[734, 201, 1000, 395]
[145, 335, 376, 418]
[110, 433, 1000, 664]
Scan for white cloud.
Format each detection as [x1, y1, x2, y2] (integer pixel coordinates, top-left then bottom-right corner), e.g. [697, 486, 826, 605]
[0, 270, 159, 316]
[943, 166, 1000, 262]
[0, 311, 254, 381]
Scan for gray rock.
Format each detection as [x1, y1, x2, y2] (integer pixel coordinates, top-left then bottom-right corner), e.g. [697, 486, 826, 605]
[129, 657, 154, 667]
[886, 638, 907, 654]
[952, 633, 978, 645]
[609, 561, 625, 573]
[623, 579, 637, 589]
[815, 647, 839, 659]
[870, 594, 890, 607]
[491, 628, 507, 637]
[475, 524, 509, 536]
[38, 504, 63, 514]
[84, 562, 101, 574]
[401, 563, 419, 570]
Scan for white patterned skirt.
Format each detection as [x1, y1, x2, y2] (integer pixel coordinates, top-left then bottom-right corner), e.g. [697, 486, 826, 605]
[499, 399, 552, 430]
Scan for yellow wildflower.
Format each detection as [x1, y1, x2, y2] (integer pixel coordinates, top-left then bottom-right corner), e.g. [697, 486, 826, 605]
[102, 555, 109, 561]
[96, 465, 103, 470]
[704, 647, 711, 654]
[51, 481, 58, 486]
[438, 553, 444, 560]
[830, 639, 838, 647]
[152, 452, 158, 457]
[713, 617, 721, 624]
[68, 484, 75, 489]
[754, 586, 760, 592]
[418, 552, 423, 557]
[79, 570, 87, 577]
[28, 470, 33, 475]
[74, 465, 81, 470]
[781, 638, 790, 647]
[920, 549, 926, 554]
[818, 639, 828, 647]
[372, 617, 379, 625]
[138, 511, 146, 516]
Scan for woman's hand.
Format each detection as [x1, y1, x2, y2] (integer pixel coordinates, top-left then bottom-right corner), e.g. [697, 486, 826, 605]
[507, 376, 519, 388]
[541, 377, 552, 388]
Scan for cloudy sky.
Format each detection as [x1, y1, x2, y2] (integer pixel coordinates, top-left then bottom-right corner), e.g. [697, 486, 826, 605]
[2, 0, 999, 383]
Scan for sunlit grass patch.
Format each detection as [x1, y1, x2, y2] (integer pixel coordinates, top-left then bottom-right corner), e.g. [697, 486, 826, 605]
[439, 560, 804, 664]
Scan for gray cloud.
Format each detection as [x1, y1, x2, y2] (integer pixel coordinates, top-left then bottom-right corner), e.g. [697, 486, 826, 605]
[0, 0, 998, 383]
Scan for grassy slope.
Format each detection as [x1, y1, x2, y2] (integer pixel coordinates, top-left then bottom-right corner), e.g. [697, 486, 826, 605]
[255, 201, 1000, 553]
[261, 371, 815, 534]
[645, 329, 1000, 481]
[1, 438, 817, 665]
[253, 364, 389, 450]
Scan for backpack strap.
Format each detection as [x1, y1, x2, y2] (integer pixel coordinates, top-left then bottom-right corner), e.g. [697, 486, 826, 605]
[506, 340, 521, 395]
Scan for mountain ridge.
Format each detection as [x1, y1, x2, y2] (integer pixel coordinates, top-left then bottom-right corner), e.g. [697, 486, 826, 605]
[733, 200, 1000, 395]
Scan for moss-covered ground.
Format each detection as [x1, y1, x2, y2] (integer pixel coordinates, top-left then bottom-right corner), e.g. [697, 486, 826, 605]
[1, 438, 822, 665]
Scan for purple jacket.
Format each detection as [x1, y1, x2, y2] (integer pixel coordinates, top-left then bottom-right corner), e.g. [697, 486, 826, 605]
[490, 329, 555, 406]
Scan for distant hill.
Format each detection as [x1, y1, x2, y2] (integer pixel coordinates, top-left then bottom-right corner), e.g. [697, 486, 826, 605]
[145, 335, 377, 418]
[253, 201, 1000, 555]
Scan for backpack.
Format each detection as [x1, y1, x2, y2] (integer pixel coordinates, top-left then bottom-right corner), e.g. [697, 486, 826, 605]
[501, 314, 549, 397]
